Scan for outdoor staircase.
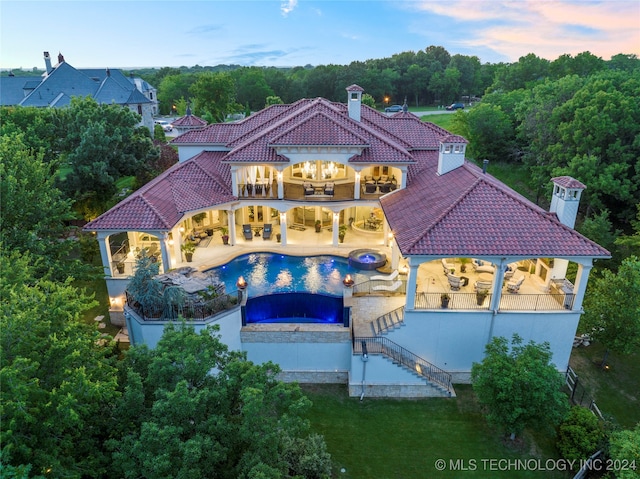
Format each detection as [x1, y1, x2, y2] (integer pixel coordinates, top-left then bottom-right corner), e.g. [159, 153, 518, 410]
[353, 336, 454, 397]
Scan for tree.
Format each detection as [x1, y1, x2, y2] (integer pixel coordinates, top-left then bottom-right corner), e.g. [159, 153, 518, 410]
[471, 334, 569, 439]
[0, 133, 95, 282]
[581, 256, 640, 364]
[56, 97, 159, 214]
[607, 423, 640, 479]
[108, 322, 332, 479]
[556, 406, 605, 461]
[190, 71, 238, 123]
[0, 250, 120, 477]
[234, 67, 275, 111]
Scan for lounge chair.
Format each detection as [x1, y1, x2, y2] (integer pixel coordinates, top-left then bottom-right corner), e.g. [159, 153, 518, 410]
[242, 224, 253, 240]
[371, 270, 399, 281]
[471, 259, 495, 274]
[506, 274, 525, 293]
[372, 280, 403, 292]
[474, 280, 492, 291]
[262, 223, 272, 240]
[379, 182, 392, 194]
[364, 182, 377, 194]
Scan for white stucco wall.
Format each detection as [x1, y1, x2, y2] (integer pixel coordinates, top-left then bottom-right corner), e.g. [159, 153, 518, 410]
[242, 341, 351, 372]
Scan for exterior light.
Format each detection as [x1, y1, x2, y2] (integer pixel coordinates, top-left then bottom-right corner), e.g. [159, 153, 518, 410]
[179, 226, 185, 233]
[236, 276, 247, 290]
[343, 274, 355, 287]
[400, 265, 409, 275]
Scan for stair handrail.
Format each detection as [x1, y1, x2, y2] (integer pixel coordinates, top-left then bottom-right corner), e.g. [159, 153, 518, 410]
[371, 305, 405, 335]
[353, 336, 453, 394]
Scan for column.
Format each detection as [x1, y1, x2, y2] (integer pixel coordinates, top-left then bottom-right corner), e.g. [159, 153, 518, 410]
[230, 165, 239, 196]
[280, 212, 288, 245]
[390, 237, 400, 270]
[96, 231, 112, 276]
[354, 171, 361, 200]
[571, 262, 593, 311]
[332, 212, 339, 245]
[277, 171, 284, 199]
[160, 231, 171, 273]
[489, 259, 506, 311]
[228, 209, 237, 246]
[405, 259, 419, 310]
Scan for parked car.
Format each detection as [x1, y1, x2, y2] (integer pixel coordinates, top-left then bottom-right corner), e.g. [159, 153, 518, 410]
[154, 120, 173, 132]
[446, 103, 465, 111]
[384, 104, 403, 113]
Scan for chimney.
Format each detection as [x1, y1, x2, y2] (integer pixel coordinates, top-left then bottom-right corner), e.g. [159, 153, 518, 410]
[57, 52, 65, 64]
[346, 84, 364, 122]
[43, 52, 53, 74]
[549, 176, 586, 229]
[482, 159, 489, 173]
[106, 67, 111, 77]
[437, 135, 467, 175]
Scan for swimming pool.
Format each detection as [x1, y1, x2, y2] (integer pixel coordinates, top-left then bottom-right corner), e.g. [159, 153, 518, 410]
[206, 253, 370, 324]
[206, 252, 367, 297]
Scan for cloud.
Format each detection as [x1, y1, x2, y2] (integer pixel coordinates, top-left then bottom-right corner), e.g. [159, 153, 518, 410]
[188, 24, 224, 35]
[411, 0, 640, 61]
[281, 0, 298, 17]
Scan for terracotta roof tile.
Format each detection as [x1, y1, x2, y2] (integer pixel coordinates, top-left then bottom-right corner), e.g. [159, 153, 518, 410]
[551, 176, 587, 189]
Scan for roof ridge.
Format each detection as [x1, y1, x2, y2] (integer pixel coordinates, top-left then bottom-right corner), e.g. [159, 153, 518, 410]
[269, 110, 370, 145]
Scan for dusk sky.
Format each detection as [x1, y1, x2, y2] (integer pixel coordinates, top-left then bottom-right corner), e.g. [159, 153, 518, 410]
[1, 0, 638, 70]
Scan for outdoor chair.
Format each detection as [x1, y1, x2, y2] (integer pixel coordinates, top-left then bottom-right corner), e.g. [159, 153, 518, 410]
[303, 182, 315, 196]
[506, 274, 525, 293]
[372, 280, 403, 292]
[447, 273, 465, 291]
[324, 182, 334, 195]
[442, 258, 455, 275]
[379, 182, 392, 194]
[371, 270, 399, 281]
[242, 224, 253, 240]
[262, 224, 272, 240]
[365, 183, 377, 194]
[474, 280, 492, 291]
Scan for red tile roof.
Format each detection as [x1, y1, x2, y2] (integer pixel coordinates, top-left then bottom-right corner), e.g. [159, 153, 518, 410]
[86, 90, 610, 259]
[551, 176, 587, 189]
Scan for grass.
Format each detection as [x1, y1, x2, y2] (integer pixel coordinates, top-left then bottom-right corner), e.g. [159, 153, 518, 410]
[421, 113, 456, 131]
[302, 384, 569, 479]
[568, 343, 640, 429]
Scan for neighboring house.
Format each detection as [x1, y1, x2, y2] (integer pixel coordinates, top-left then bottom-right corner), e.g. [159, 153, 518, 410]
[85, 85, 609, 398]
[171, 103, 207, 135]
[0, 51, 157, 133]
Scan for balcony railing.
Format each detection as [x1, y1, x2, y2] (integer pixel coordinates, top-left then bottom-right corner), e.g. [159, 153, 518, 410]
[414, 292, 574, 311]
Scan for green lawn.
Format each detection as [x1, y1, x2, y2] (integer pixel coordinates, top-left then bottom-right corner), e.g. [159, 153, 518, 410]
[302, 384, 569, 479]
[421, 113, 456, 131]
[568, 343, 640, 429]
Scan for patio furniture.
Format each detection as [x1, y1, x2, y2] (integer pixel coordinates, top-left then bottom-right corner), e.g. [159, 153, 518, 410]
[447, 273, 465, 291]
[506, 274, 525, 293]
[442, 258, 455, 275]
[364, 182, 377, 194]
[371, 270, 399, 281]
[372, 280, 402, 292]
[474, 280, 492, 291]
[246, 183, 254, 196]
[472, 259, 495, 274]
[242, 224, 253, 240]
[324, 182, 334, 195]
[303, 182, 315, 195]
[379, 182, 392, 194]
[504, 262, 519, 280]
[262, 224, 272, 240]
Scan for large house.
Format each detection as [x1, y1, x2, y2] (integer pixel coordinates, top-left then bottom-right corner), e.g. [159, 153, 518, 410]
[85, 85, 609, 397]
[1, 51, 157, 132]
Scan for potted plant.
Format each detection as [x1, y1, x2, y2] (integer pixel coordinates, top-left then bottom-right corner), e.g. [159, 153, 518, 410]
[276, 233, 281, 243]
[181, 241, 196, 262]
[441, 293, 450, 308]
[460, 257, 470, 273]
[116, 262, 125, 274]
[192, 212, 206, 227]
[315, 220, 322, 233]
[476, 289, 488, 305]
[220, 227, 229, 245]
[338, 224, 348, 243]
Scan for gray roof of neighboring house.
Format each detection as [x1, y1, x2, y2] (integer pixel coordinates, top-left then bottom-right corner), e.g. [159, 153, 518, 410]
[1, 61, 151, 108]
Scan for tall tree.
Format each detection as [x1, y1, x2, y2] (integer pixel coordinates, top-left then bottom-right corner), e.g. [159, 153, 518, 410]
[581, 256, 640, 365]
[471, 334, 569, 439]
[190, 71, 238, 123]
[0, 250, 120, 477]
[108, 322, 332, 479]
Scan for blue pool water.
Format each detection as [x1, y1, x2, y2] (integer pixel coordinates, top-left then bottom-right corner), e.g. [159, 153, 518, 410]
[206, 252, 365, 298]
[205, 253, 368, 324]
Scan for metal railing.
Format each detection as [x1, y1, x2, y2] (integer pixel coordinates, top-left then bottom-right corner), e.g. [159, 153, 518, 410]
[353, 336, 453, 395]
[125, 290, 240, 321]
[371, 306, 405, 335]
[414, 292, 574, 311]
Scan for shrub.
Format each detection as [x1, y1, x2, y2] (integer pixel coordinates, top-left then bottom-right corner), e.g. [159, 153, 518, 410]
[557, 406, 605, 462]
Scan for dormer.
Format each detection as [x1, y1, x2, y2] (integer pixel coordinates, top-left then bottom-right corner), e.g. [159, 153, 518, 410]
[346, 84, 364, 122]
[549, 176, 586, 228]
[437, 135, 467, 175]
